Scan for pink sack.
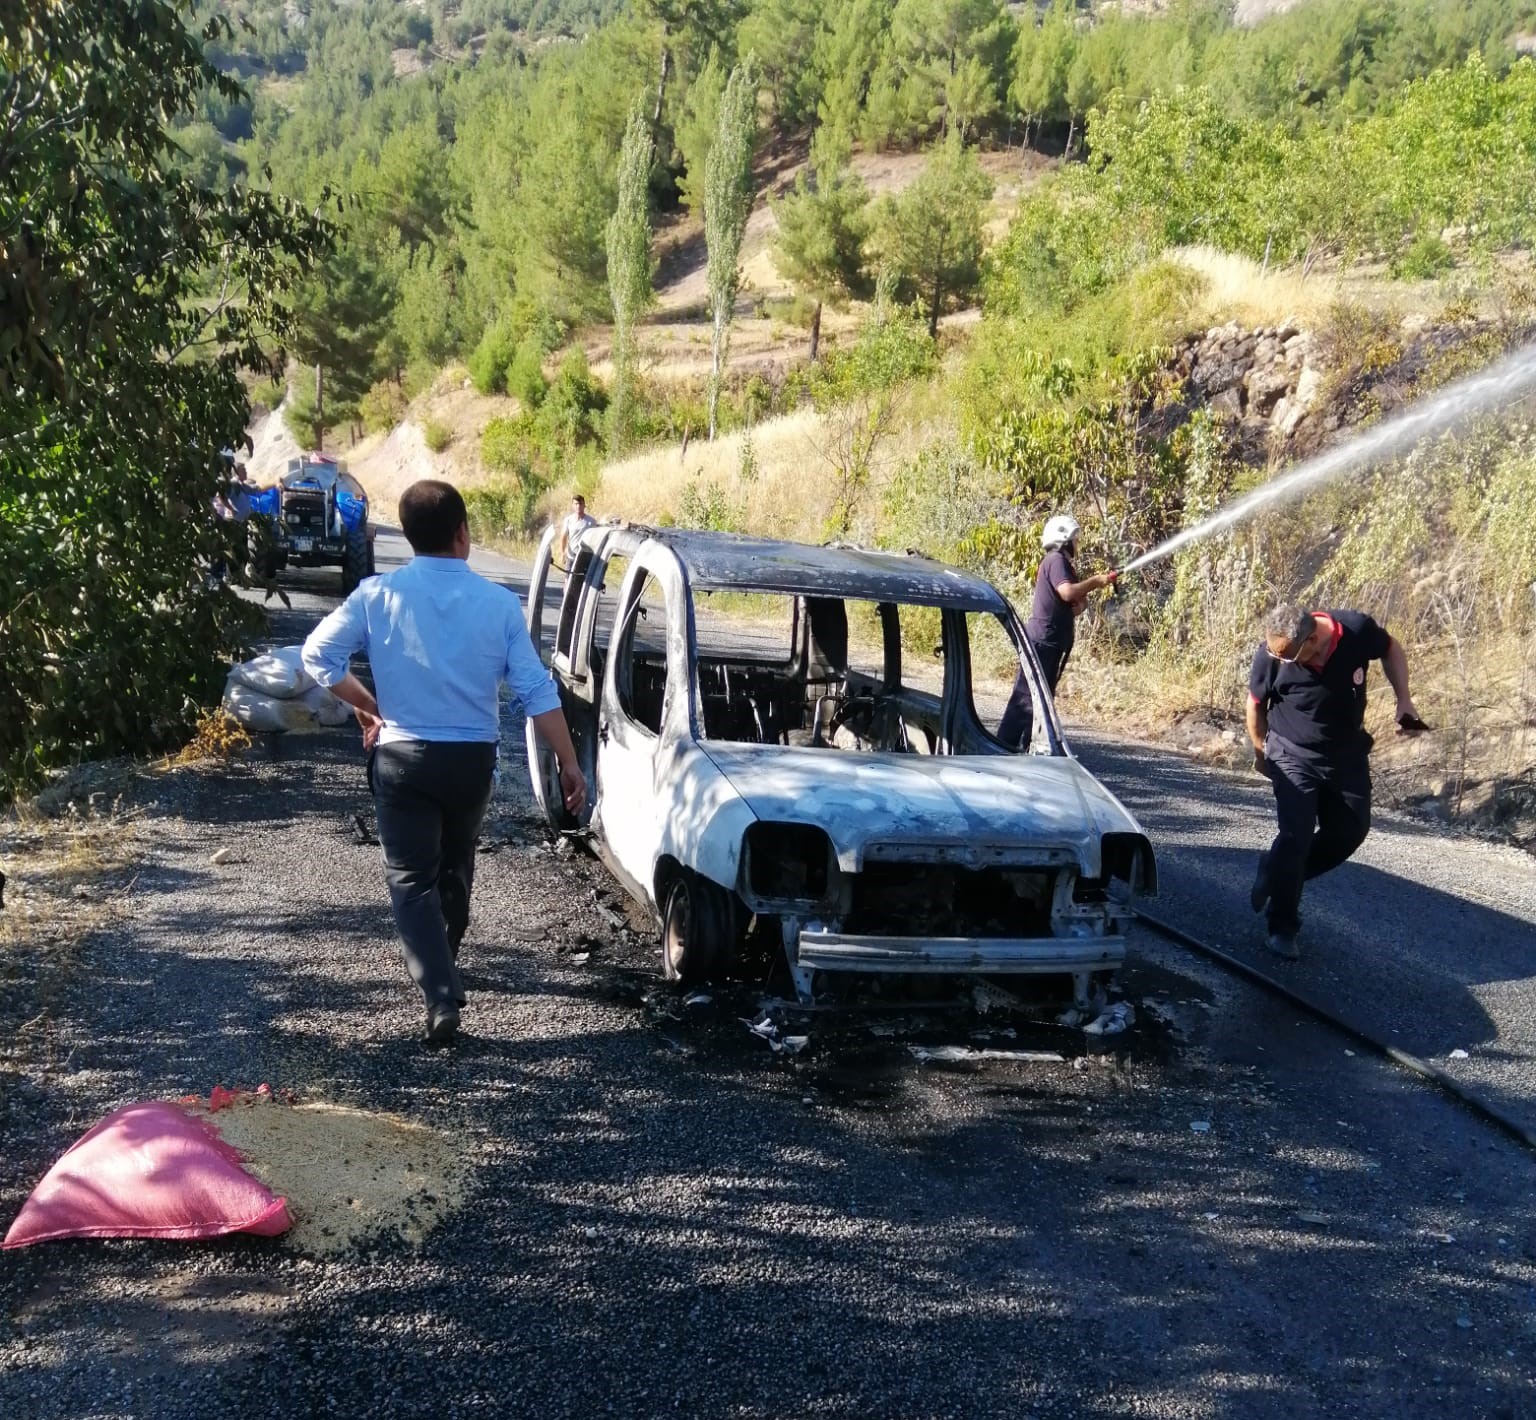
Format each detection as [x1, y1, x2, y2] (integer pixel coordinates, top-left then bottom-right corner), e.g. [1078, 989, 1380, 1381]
[3, 1100, 291, 1248]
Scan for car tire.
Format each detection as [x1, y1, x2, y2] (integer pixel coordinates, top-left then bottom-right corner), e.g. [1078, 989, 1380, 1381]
[661, 871, 731, 984]
[341, 524, 370, 594]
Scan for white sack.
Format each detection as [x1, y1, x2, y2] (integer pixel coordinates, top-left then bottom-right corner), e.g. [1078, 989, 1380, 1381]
[299, 683, 354, 726]
[230, 645, 314, 700]
[221, 675, 354, 733]
[222, 678, 321, 733]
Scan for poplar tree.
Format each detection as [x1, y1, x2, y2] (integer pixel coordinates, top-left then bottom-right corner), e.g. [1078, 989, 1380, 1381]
[606, 107, 655, 451]
[704, 56, 759, 441]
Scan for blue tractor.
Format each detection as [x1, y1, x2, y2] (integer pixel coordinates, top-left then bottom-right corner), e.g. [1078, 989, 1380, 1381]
[252, 454, 376, 593]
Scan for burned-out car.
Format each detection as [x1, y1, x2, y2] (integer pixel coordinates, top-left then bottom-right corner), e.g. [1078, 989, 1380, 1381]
[524, 525, 1155, 1004]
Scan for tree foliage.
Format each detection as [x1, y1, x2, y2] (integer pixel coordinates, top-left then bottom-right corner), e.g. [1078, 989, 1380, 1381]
[607, 105, 656, 449]
[771, 126, 872, 359]
[0, 0, 327, 795]
[287, 241, 398, 445]
[874, 133, 991, 337]
[703, 56, 759, 439]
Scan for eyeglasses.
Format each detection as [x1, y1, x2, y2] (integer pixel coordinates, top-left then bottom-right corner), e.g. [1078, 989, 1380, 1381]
[1266, 635, 1314, 664]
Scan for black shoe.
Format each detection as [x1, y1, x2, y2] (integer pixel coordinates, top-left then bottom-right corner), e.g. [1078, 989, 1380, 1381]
[1250, 852, 1272, 914]
[1266, 930, 1300, 962]
[425, 1001, 460, 1043]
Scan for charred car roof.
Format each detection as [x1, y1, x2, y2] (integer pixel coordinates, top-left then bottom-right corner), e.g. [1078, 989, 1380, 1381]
[634, 527, 1009, 612]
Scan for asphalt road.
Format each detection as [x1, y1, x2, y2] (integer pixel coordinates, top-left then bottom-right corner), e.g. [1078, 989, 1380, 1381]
[3, 531, 1534, 1420]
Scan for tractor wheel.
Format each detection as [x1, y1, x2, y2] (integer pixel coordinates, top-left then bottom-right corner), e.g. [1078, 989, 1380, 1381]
[342, 524, 371, 594]
[661, 870, 736, 984]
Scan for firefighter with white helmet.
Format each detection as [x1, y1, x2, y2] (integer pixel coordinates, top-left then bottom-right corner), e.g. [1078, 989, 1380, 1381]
[996, 513, 1118, 750]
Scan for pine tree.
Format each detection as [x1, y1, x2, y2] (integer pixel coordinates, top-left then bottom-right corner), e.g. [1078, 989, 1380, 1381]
[606, 106, 655, 453]
[1011, 0, 1076, 149]
[287, 242, 396, 447]
[676, 48, 725, 218]
[704, 56, 758, 441]
[771, 125, 871, 360]
[873, 132, 991, 338]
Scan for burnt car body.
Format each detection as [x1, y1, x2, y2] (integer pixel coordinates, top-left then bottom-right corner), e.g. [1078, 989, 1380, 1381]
[523, 525, 1155, 1004]
[257, 455, 375, 592]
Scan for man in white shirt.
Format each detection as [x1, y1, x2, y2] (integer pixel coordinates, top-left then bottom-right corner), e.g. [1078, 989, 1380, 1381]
[555, 494, 595, 572]
[303, 480, 586, 1043]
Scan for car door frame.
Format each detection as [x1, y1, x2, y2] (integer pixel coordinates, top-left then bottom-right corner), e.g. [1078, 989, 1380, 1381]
[588, 540, 687, 906]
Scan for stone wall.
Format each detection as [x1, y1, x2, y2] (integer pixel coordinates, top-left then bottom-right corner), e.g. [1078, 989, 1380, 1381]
[1172, 321, 1325, 461]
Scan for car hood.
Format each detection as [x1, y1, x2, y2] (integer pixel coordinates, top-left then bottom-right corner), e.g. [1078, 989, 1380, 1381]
[698, 744, 1143, 875]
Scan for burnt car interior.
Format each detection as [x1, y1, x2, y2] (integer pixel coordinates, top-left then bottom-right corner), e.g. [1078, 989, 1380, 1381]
[690, 593, 937, 752]
[532, 530, 1055, 759]
[613, 580, 1046, 756]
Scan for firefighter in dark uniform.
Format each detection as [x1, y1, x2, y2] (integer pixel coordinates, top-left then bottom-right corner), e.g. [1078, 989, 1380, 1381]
[1247, 603, 1425, 960]
[997, 513, 1117, 750]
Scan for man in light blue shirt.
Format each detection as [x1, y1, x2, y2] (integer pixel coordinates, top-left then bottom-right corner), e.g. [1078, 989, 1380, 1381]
[303, 480, 586, 1043]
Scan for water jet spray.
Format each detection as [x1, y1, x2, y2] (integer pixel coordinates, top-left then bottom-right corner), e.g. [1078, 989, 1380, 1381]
[1117, 341, 1536, 577]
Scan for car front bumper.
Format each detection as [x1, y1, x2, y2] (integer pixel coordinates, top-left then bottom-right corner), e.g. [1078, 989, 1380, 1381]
[795, 928, 1125, 975]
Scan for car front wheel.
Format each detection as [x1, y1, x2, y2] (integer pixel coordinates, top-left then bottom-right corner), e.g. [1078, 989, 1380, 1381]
[661, 871, 733, 984]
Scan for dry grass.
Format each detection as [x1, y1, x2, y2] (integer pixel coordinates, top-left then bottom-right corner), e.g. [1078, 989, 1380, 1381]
[0, 813, 136, 955]
[598, 407, 824, 536]
[169, 709, 252, 768]
[594, 394, 934, 544]
[1169, 245, 1344, 330]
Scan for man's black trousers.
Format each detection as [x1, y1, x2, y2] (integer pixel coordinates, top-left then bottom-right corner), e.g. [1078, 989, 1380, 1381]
[1263, 743, 1371, 935]
[372, 740, 496, 1009]
[997, 641, 1067, 751]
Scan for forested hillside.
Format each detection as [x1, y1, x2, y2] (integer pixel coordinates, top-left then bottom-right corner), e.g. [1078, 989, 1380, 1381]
[11, 0, 1536, 833]
[182, 0, 1536, 440]
[220, 0, 1535, 836]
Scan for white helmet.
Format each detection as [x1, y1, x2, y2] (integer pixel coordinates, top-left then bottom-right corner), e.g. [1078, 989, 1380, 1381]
[1042, 514, 1080, 551]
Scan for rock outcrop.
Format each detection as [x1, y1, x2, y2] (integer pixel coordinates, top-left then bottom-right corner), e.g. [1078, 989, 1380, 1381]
[1172, 321, 1324, 461]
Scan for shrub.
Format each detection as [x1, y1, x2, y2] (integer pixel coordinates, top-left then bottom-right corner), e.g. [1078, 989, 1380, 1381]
[1316, 299, 1404, 382]
[467, 318, 520, 395]
[957, 261, 1201, 441]
[535, 347, 607, 456]
[422, 418, 453, 453]
[1392, 231, 1455, 281]
[755, 293, 820, 327]
[791, 302, 936, 411]
[506, 333, 549, 411]
[359, 379, 407, 434]
[481, 415, 534, 475]
[463, 477, 546, 543]
[678, 478, 742, 533]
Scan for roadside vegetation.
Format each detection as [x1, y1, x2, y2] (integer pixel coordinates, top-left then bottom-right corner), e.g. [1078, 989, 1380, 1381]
[0, 2, 326, 798]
